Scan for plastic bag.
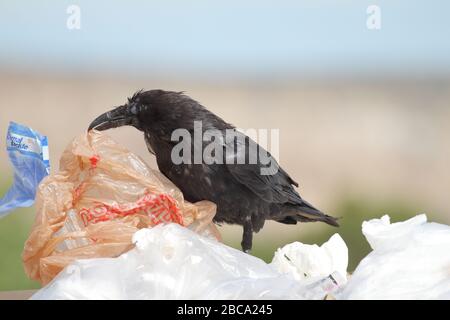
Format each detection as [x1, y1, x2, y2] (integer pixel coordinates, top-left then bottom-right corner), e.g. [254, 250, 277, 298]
[271, 234, 348, 285]
[22, 130, 220, 285]
[31, 224, 338, 300]
[0, 122, 50, 217]
[337, 214, 450, 300]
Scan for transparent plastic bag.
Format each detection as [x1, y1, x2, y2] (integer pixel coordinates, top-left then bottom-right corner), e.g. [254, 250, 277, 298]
[22, 130, 220, 285]
[31, 224, 338, 300]
[0, 122, 50, 217]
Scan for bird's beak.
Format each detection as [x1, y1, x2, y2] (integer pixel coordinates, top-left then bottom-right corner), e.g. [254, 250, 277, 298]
[88, 105, 136, 131]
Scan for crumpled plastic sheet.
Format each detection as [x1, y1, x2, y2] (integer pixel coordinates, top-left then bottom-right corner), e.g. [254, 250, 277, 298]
[271, 233, 348, 285]
[31, 224, 340, 300]
[29, 209, 450, 300]
[0, 122, 49, 217]
[22, 130, 220, 285]
[337, 214, 450, 300]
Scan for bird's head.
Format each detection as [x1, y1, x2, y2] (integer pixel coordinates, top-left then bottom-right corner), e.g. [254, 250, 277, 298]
[88, 89, 208, 134]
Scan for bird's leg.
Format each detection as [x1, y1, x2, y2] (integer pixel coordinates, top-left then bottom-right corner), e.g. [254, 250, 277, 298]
[241, 220, 253, 253]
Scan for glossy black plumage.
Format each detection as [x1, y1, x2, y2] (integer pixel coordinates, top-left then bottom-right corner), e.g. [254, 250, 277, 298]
[88, 90, 338, 252]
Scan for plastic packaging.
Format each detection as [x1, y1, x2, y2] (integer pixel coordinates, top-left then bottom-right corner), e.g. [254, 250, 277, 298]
[337, 214, 450, 300]
[0, 122, 50, 217]
[22, 130, 220, 285]
[31, 224, 337, 300]
[270, 233, 348, 285]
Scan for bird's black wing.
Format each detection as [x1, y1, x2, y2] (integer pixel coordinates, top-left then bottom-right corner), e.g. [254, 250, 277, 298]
[223, 132, 340, 227]
[224, 132, 303, 205]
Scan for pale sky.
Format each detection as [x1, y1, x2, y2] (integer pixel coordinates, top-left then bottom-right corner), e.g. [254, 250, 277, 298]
[1, 0, 449, 77]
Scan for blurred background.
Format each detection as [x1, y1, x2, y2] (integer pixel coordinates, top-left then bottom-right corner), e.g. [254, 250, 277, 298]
[1, 0, 450, 290]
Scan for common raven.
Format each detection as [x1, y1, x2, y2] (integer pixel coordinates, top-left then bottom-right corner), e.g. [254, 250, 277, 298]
[88, 90, 338, 252]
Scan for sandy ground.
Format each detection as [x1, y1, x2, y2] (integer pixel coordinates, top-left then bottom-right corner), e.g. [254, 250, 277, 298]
[1, 72, 449, 238]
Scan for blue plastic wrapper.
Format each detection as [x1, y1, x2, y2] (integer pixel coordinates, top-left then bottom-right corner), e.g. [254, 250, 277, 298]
[0, 122, 50, 217]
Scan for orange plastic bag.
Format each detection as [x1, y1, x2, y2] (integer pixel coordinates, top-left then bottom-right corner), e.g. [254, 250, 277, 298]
[22, 130, 220, 285]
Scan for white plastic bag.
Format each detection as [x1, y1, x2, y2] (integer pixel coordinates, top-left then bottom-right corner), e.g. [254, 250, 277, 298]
[271, 234, 348, 285]
[338, 214, 450, 300]
[31, 224, 337, 300]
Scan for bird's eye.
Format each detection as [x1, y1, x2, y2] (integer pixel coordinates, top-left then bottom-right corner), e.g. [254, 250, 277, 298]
[130, 104, 139, 115]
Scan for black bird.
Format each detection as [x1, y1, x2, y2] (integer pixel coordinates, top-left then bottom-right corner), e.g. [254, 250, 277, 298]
[88, 90, 338, 252]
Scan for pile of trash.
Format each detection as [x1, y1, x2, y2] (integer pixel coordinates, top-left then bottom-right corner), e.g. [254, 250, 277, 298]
[338, 214, 450, 299]
[1, 122, 449, 299]
[31, 224, 345, 300]
[21, 129, 220, 284]
[30, 213, 450, 300]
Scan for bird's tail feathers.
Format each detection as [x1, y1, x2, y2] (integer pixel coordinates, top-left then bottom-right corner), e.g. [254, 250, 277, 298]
[283, 200, 340, 227]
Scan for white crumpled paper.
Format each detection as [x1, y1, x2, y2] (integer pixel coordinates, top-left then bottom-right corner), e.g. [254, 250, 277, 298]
[337, 214, 450, 300]
[270, 233, 348, 285]
[31, 224, 339, 300]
